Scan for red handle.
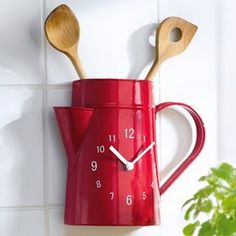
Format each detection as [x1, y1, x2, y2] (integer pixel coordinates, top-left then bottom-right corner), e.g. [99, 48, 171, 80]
[155, 102, 205, 195]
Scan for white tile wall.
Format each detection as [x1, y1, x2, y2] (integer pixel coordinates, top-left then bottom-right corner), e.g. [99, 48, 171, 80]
[218, 0, 236, 165]
[0, 0, 43, 84]
[45, 0, 158, 83]
[0, 209, 46, 236]
[0, 0, 235, 235]
[0, 88, 44, 206]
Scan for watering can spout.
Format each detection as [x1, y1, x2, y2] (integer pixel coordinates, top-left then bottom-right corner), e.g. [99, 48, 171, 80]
[54, 107, 94, 162]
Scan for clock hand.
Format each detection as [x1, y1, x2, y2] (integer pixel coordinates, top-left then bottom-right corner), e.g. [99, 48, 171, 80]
[131, 142, 155, 165]
[109, 145, 129, 166]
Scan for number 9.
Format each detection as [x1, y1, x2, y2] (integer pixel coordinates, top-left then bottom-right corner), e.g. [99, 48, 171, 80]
[91, 161, 97, 171]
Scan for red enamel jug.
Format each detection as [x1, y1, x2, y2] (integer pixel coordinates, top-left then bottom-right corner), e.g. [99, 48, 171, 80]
[54, 79, 205, 226]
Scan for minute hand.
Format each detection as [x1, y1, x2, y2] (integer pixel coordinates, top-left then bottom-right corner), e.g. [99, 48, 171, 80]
[131, 142, 155, 165]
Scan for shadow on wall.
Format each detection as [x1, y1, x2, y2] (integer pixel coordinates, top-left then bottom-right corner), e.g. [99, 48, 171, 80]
[127, 23, 156, 79]
[0, 88, 43, 206]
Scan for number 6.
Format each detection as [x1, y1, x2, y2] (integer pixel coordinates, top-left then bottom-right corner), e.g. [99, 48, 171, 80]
[126, 195, 132, 205]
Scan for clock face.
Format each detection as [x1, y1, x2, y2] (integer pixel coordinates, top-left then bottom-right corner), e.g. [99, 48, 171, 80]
[69, 108, 160, 225]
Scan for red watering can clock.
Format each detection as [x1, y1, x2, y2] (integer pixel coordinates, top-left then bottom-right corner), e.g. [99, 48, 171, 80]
[46, 5, 205, 226]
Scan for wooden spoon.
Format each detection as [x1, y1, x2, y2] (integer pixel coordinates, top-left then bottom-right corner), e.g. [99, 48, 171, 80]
[45, 4, 86, 79]
[145, 17, 198, 81]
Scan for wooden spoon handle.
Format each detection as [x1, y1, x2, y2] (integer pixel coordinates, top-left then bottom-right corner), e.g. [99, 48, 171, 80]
[145, 61, 162, 81]
[67, 47, 87, 79]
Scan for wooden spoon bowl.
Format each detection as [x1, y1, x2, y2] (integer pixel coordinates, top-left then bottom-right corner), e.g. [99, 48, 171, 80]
[45, 4, 86, 79]
[145, 17, 198, 81]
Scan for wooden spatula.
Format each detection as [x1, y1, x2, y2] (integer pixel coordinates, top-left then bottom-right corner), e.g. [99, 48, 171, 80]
[145, 17, 198, 81]
[45, 4, 86, 79]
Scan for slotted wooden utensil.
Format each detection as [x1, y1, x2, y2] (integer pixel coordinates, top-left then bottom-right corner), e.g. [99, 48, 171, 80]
[45, 4, 86, 79]
[145, 17, 198, 81]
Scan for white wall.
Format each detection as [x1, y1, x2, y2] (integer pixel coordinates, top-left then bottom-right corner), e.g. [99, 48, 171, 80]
[0, 0, 234, 235]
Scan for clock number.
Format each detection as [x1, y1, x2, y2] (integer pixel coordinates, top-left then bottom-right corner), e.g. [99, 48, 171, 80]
[108, 134, 116, 142]
[96, 180, 102, 189]
[142, 192, 147, 200]
[126, 195, 133, 206]
[124, 128, 135, 139]
[109, 192, 115, 200]
[91, 161, 97, 171]
[97, 145, 105, 153]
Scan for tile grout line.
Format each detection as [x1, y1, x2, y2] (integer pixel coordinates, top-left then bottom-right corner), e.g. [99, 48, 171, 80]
[0, 84, 71, 88]
[156, 1, 164, 236]
[41, 0, 50, 235]
[156, 0, 161, 171]
[215, 0, 221, 163]
[0, 204, 64, 211]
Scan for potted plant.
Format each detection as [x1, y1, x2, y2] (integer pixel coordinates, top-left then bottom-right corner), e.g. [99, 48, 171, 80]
[182, 163, 236, 236]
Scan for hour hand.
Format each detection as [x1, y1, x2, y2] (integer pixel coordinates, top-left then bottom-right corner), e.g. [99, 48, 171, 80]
[109, 145, 128, 166]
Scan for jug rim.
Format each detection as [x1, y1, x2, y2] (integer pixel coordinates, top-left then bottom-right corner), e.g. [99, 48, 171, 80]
[72, 78, 154, 108]
[73, 78, 153, 83]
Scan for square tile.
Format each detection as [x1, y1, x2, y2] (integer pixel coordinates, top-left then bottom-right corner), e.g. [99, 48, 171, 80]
[49, 208, 64, 236]
[0, 210, 45, 236]
[45, 0, 158, 84]
[158, 0, 218, 87]
[0, 0, 43, 84]
[0, 88, 44, 206]
[46, 88, 71, 205]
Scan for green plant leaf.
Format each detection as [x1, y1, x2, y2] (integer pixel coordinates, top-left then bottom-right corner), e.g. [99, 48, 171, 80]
[198, 221, 215, 236]
[206, 175, 219, 187]
[215, 189, 227, 200]
[182, 198, 195, 209]
[216, 214, 236, 236]
[182, 163, 236, 236]
[198, 199, 213, 213]
[183, 221, 200, 236]
[193, 209, 200, 219]
[211, 163, 235, 184]
[184, 203, 196, 220]
[194, 186, 213, 199]
[223, 195, 236, 211]
[199, 175, 208, 182]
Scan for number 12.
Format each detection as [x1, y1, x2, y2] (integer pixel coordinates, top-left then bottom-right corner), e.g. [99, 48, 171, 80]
[124, 128, 135, 139]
